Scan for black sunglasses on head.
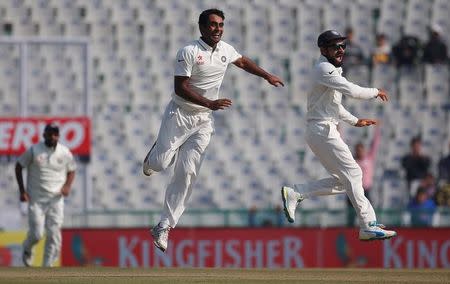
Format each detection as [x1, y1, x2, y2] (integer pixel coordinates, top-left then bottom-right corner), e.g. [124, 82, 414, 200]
[327, 43, 346, 50]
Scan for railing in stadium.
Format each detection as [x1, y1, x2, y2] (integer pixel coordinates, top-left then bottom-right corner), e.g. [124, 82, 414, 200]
[65, 208, 450, 228]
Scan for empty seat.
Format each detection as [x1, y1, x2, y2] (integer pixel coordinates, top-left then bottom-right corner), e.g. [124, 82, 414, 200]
[424, 64, 449, 107]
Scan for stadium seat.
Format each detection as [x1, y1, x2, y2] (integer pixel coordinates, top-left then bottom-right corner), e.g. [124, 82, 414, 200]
[296, 7, 321, 52]
[377, 0, 406, 43]
[371, 64, 398, 96]
[404, 0, 432, 42]
[398, 73, 424, 108]
[243, 3, 269, 56]
[323, 2, 347, 36]
[350, 4, 374, 52]
[424, 64, 449, 107]
[380, 173, 408, 210]
[346, 65, 370, 87]
[268, 3, 295, 56]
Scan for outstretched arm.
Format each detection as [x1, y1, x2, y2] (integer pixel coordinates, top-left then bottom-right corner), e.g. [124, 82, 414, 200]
[233, 56, 284, 87]
[174, 76, 232, 110]
[317, 63, 388, 101]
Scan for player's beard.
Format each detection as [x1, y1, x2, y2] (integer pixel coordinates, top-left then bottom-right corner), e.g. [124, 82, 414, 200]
[44, 139, 57, 148]
[325, 54, 343, 67]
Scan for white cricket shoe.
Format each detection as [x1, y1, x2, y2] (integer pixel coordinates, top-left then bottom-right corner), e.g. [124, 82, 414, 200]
[151, 224, 170, 252]
[281, 186, 304, 223]
[22, 249, 32, 267]
[359, 222, 397, 241]
[142, 148, 155, 177]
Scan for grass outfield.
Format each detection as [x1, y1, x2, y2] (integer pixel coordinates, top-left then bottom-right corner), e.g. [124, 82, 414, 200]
[0, 268, 449, 284]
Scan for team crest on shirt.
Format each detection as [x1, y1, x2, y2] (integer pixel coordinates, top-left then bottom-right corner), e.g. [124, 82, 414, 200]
[221, 56, 226, 63]
[36, 153, 48, 165]
[196, 55, 204, 65]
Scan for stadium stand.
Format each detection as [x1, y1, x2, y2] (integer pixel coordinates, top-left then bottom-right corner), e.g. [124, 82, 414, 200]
[0, 0, 449, 228]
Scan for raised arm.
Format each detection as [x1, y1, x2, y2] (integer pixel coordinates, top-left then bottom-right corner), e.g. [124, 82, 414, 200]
[367, 124, 382, 159]
[233, 56, 284, 87]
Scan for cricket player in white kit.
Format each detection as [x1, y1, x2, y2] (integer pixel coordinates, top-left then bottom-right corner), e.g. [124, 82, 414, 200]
[15, 123, 76, 266]
[281, 30, 397, 241]
[143, 9, 284, 252]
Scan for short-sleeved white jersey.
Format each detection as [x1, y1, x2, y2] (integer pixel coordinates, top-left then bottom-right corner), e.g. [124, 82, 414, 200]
[17, 142, 76, 199]
[172, 38, 242, 112]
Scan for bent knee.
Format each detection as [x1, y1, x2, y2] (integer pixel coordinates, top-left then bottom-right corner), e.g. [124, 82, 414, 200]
[146, 158, 171, 172]
[351, 166, 363, 178]
[30, 231, 44, 242]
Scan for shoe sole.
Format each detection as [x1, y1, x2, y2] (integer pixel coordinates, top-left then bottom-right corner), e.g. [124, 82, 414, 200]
[359, 232, 397, 241]
[151, 229, 167, 252]
[22, 252, 32, 267]
[143, 164, 154, 176]
[281, 187, 295, 223]
[22, 258, 31, 267]
[152, 240, 166, 252]
[143, 142, 157, 176]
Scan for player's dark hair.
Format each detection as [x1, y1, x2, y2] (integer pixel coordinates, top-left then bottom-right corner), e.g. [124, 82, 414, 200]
[44, 123, 59, 135]
[410, 136, 421, 146]
[198, 9, 225, 27]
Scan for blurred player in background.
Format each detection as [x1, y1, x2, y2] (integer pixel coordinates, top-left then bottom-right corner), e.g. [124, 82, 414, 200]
[281, 30, 397, 241]
[15, 123, 76, 267]
[142, 9, 284, 252]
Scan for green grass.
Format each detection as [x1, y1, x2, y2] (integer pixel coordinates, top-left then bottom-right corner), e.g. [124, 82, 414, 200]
[0, 267, 449, 284]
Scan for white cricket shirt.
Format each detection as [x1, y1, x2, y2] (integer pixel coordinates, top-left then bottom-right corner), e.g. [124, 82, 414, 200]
[18, 142, 76, 199]
[172, 38, 242, 112]
[307, 55, 378, 125]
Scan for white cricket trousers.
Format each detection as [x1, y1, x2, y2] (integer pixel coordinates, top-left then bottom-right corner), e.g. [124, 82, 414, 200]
[145, 101, 213, 228]
[23, 195, 64, 267]
[295, 121, 376, 229]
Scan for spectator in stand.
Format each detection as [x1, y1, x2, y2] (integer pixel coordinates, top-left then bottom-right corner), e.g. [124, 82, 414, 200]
[436, 184, 450, 207]
[419, 173, 437, 198]
[423, 24, 448, 64]
[274, 205, 284, 227]
[392, 35, 421, 67]
[248, 206, 257, 227]
[347, 124, 381, 226]
[371, 33, 391, 65]
[437, 143, 450, 207]
[410, 172, 437, 200]
[342, 27, 365, 73]
[438, 142, 450, 185]
[408, 187, 436, 227]
[401, 136, 431, 190]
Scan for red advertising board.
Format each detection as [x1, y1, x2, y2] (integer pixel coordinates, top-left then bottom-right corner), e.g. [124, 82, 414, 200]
[0, 117, 91, 156]
[61, 228, 450, 268]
